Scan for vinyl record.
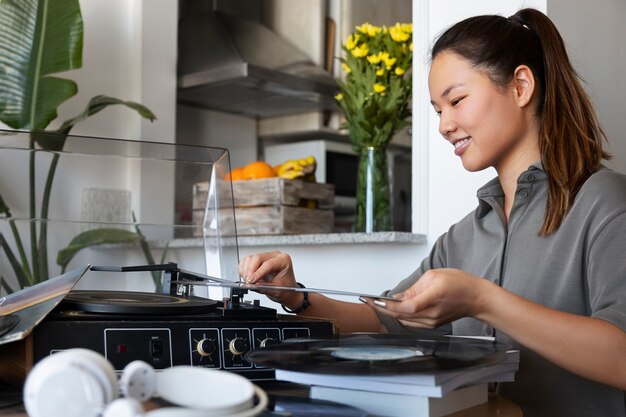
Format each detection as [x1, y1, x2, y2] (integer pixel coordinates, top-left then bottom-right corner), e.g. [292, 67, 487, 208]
[61, 290, 219, 315]
[245, 332, 510, 375]
[0, 315, 19, 338]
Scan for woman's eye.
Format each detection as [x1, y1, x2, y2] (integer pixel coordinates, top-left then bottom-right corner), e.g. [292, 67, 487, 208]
[451, 97, 465, 106]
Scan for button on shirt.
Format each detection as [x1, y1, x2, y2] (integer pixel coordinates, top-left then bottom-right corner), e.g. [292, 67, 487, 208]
[377, 164, 626, 417]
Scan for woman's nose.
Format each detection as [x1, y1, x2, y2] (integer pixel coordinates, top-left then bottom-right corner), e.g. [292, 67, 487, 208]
[438, 111, 456, 138]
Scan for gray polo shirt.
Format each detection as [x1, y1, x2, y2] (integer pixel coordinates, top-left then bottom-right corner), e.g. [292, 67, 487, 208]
[377, 164, 626, 417]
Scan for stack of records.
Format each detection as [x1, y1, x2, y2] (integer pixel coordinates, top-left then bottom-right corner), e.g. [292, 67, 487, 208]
[245, 333, 519, 417]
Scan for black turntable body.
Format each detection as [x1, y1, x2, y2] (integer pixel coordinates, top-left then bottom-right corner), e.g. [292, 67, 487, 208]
[0, 288, 335, 385]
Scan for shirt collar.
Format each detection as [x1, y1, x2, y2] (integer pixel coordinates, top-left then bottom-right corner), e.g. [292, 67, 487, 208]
[475, 162, 546, 217]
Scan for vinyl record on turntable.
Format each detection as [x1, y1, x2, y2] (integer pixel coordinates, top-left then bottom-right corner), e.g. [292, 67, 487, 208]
[245, 332, 511, 375]
[60, 290, 219, 315]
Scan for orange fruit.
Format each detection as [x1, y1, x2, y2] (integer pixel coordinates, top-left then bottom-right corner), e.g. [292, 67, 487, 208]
[225, 167, 245, 181]
[242, 161, 276, 179]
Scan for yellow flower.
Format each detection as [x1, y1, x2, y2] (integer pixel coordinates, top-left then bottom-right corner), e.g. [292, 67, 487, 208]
[409, 42, 413, 52]
[356, 22, 382, 37]
[346, 34, 360, 50]
[376, 68, 385, 76]
[373, 83, 386, 93]
[367, 54, 382, 65]
[335, 93, 343, 101]
[389, 23, 410, 42]
[341, 62, 352, 74]
[384, 56, 397, 69]
[351, 44, 369, 58]
[401, 23, 413, 34]
[395, 67, 405, 76]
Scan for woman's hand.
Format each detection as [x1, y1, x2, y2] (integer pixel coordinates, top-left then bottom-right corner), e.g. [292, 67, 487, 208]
[238, 250, 301, 307]
[369, 268, 489, 328]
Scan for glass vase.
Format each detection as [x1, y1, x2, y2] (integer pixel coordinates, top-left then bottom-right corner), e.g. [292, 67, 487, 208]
[354, 147, 392, 233]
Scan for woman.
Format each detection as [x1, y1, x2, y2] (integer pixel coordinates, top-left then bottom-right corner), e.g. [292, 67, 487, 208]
[239, 9, 626, 417]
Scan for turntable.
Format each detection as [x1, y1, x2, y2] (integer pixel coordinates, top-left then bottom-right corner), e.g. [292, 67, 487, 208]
[0, 263, 335, 387]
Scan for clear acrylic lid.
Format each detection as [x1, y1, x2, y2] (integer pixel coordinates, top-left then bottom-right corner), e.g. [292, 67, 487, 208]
[0, 129, 239, 299]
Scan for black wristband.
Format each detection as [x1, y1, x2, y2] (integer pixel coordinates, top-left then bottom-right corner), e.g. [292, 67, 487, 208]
[282, 282, 310, 314]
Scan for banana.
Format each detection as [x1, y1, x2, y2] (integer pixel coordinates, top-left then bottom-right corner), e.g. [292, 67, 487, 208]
[275, 156, 317, 181]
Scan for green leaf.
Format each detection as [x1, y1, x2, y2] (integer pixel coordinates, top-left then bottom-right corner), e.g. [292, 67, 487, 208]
[56, 95, 157, 133]
[33, 95, 157, 151]
[0, 232, 30, 288]
[0, 193, 10, 217]
[57, 228, 141, 271]
[0, 275, 16, 295]
[0, 0, 83, 130]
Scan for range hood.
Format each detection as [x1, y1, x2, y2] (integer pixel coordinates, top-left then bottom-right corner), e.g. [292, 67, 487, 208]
[177, 11, 338, 118]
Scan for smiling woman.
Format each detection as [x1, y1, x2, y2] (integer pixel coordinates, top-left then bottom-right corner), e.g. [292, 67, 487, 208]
[239, 7, 626, 417]
[429, 51, 540, 178]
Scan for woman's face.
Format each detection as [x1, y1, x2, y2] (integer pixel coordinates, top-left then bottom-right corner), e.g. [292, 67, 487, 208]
[428, 51, 534, 173]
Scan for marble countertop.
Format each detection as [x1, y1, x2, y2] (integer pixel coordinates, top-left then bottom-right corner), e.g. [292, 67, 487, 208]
[157, 232, 426, 248]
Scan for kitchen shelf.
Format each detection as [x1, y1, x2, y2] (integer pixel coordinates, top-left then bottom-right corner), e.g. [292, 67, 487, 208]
[155, 232, 426, 249]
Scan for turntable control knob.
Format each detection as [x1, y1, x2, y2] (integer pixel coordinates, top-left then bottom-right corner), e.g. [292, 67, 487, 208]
[260, 338, 278, 348]
[228, 338, 249, 356]
[197, 339, 217, 357]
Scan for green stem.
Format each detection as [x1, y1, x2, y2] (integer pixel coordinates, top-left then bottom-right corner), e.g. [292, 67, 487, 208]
[37, 152, 60, 280]
[8, 220, 33, 283]
[0, 233, 30, 289]
[0, 276, 17, 295]
[28, 138, 40, 282]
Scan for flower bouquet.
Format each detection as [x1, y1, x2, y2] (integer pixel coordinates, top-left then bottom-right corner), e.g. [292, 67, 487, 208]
[335, 22, 412, 232]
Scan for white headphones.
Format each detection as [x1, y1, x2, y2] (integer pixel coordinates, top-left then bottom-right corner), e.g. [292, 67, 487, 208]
[23, 348, 268, 417]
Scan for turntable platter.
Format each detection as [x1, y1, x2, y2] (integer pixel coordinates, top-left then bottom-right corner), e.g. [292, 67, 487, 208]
[61, 290, 219, 315]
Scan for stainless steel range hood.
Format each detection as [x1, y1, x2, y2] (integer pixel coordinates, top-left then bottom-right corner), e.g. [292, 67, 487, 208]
[177, 11, 338, 118]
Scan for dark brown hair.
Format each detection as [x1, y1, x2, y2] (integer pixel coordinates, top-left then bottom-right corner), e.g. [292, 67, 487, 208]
[431, 8, 610, 236]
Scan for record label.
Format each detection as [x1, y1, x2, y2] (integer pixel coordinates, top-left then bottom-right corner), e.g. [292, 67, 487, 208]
[330, 346, 423, 361]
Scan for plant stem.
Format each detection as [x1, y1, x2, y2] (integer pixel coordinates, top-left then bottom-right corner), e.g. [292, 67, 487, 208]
[8, 220, 33, 283]
[0, 233, 30, 288]
[28, 138, 40, 282]
[37, 152, 60, 280]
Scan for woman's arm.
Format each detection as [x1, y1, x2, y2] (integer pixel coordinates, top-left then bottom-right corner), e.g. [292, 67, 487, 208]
[369, 268, 626, 390]
[239, 250, 386, 333]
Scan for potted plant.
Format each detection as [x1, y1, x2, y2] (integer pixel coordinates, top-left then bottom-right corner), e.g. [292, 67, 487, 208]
[0, 0, 159, 293]
[335, 22, 412, 232]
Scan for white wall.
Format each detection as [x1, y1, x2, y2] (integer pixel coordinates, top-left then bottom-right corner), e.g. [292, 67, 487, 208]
[548, 0, 626, 174]
[61, 0, 178, 143]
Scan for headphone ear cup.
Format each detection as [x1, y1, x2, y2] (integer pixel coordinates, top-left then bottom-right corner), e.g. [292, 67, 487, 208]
[103, 398, 144, 417]
[156, 367, 255, 413]
[120, 360, 157, 401]
[24, 348, 118, 417]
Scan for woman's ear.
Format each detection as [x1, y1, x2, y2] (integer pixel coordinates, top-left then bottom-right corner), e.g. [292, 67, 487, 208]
[512, 65, 536, 108]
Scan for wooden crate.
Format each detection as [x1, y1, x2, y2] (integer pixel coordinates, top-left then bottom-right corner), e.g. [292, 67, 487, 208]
[193, 178, 334, 236]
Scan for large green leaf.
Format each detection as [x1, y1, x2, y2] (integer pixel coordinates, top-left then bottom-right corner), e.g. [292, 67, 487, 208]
[35, 95, 158, 151]
[0, 0, 83, 130]
[57, 228, 141, 272]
